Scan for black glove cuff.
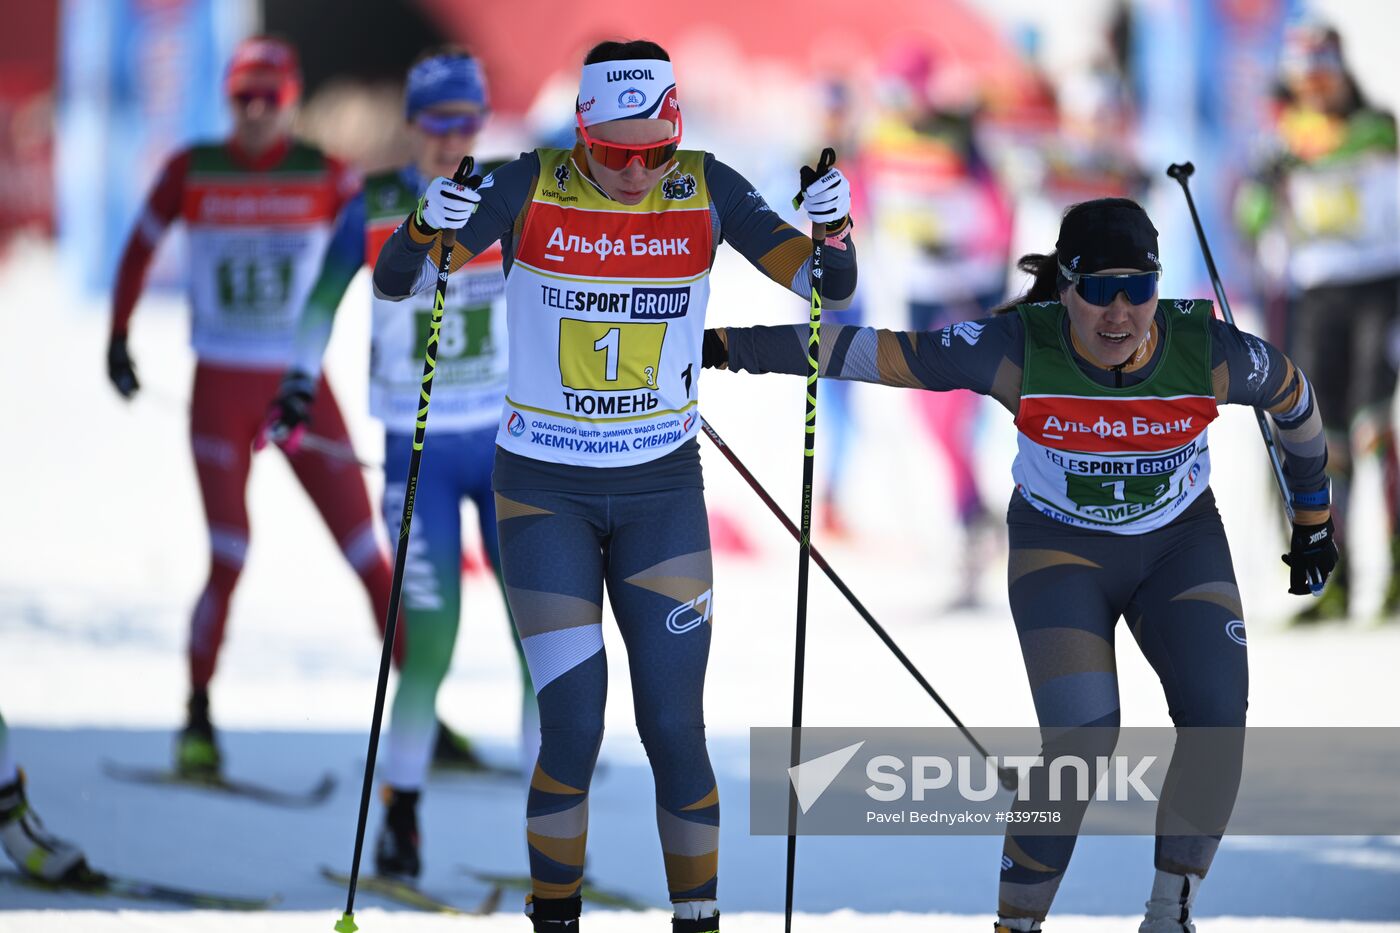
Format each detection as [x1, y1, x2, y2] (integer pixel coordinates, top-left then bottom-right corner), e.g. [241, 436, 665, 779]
[702, 329, 728, 369]
[824, 214, 852, 236]
[279, 369, 316, 400]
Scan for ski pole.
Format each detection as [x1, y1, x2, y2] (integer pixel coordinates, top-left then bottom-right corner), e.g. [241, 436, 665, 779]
[336, 156, 477, 933]
[1165, 162, 1316, 593]
[297, 433, 381, 471]
[782, 147, 834, 933]
[698, 418, 1016, 789]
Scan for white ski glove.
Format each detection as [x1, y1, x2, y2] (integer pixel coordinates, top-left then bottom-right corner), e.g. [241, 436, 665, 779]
[415, 175, 480, 231]
[800, 167, 851, 226]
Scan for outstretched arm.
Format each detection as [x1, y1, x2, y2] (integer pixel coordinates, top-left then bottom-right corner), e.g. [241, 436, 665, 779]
[708, 314, 1025, 411]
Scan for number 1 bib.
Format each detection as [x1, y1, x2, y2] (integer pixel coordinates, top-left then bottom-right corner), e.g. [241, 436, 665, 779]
[498, 147, 712, 467]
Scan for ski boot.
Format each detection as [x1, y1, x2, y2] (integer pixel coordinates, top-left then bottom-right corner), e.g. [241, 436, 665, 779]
[374, 786, 421, 881]
[993, 919, 1041, 932]
[527, 894, 581, 932]
[1138, 870, 1200, 932]
[175, 689, 222, 778]
[432, 718, 490, 771]
[1290, 552, 1349, 625]
[0, 771, 89, 881]
[673, 900, 720, 932]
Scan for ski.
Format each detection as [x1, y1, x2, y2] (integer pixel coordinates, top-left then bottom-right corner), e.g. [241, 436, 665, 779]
[321, 865, 501, 915]
[432, 758, 524, 781]
[0, 867, 278, 910]
[103, 759, 336, 808]
[461, 867, 652, 911]
[430, 726, 525, 780]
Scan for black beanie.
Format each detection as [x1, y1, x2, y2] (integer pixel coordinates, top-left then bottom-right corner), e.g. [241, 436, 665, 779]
[1056, 198, 1160, 275]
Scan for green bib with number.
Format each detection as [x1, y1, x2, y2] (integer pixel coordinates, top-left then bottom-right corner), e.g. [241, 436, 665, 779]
[1010, 299, 1220, 534]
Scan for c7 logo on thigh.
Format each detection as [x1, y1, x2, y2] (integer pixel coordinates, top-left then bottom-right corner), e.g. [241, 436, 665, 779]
[666, 589, 713, 634]
[1225, 620, 1247, 646]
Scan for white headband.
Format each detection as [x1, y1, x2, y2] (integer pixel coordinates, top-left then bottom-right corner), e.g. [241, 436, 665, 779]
[577, 58, 680, 128]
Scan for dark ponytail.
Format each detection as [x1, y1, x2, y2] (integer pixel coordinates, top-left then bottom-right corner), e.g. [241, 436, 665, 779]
[993, 251, 1063, 313]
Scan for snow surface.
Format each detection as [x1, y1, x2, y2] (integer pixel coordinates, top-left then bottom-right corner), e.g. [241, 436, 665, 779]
[1, 239, 1398, 929]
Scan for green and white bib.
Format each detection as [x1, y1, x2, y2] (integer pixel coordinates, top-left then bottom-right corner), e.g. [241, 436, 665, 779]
[1011, 299, 1220, 534]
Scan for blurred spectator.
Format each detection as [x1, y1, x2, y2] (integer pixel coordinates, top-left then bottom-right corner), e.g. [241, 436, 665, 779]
[1236, 22, 1400, 622]
[865, 44, 1014, 608]
[813, 78, 868, 538]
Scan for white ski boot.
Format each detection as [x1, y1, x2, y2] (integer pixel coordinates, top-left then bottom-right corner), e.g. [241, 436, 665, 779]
[994, 918, 1041, 932]
[0, 771, 88, 881]
[1139, 870, 1202, 932]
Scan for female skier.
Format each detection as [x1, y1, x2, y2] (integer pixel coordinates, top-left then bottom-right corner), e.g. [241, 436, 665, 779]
[371, 38, 856, 933]
[704, 197, 1337, 931]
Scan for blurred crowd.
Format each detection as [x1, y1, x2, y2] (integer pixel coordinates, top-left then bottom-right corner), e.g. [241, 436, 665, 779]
[1, 3, 1397, 620]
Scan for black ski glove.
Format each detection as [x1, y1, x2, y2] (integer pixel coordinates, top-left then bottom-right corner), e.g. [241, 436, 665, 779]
[259, 370, 315, 453]
[702, 329, 728, 369]
[1282, 515, 1339, 596]
[107, 334, 140, 399]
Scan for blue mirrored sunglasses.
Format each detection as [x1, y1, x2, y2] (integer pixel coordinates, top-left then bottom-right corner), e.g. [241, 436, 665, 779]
[414, 111, 485, 137]
[1058, 263, 1161, 306]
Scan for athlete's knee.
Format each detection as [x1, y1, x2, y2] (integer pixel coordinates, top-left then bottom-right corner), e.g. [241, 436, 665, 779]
[1170, 682, 1248, 728]
[536, 713, 605, 782]
[340, 520, 387, 575]
[535, 663, 607, 746]
[401, 622, 455, 686]
[193, 433, 242, 472]
[207, 524, 248, 578]
[636, 710, 707, 766]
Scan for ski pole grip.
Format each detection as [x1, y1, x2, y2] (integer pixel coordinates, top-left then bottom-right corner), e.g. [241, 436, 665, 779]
[1167, 162, 1195, 183]
[791, 147, 838, 209]
[441, 156, 479, 250]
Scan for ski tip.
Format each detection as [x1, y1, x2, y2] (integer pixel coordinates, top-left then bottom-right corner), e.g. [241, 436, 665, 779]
[334, 911, 359, 933]
[311, 772, 338, 800]
[479, 885, 504, 916]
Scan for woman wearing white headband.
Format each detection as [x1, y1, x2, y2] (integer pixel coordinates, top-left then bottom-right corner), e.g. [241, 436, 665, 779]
[373, 38, 857, 933]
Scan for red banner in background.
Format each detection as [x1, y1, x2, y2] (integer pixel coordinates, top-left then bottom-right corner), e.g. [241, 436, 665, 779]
[0, 0, 57, 249]
[415, 0, 1037, 117]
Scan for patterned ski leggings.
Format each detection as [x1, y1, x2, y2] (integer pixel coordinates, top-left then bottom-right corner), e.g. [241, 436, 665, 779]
[998, 490, 1248, 921]
[495, 483, 718, 906]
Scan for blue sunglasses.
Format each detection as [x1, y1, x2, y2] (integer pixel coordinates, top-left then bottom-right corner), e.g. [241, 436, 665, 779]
[414, 110, 485, 138]
[1058, 263, 1161, 306]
